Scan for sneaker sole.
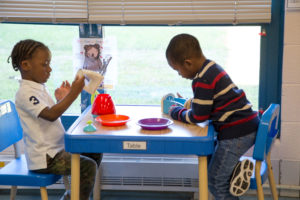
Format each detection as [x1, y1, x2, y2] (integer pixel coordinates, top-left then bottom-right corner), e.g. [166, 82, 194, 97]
[229, 159, 254, 196]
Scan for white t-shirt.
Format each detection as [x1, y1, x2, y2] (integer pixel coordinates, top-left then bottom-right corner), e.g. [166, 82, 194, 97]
[15, 79, 65, 170]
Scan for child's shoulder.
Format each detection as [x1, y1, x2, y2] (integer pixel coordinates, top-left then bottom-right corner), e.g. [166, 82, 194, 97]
[196, 60, 224, 80]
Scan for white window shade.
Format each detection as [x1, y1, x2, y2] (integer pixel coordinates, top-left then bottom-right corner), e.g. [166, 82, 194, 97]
[88, 0, 272, 25]
[0, 0, 88, 23]
[0, 0, 271, 25]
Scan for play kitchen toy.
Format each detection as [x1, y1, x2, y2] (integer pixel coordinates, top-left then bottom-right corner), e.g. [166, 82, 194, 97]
[137, 118, 173, 130]
[76, 69, 104, 94]
[91, 93, 116, 116]
[91, 94, 130, 127]
[161, 93, 187, 114]
[95, 114, 130, 126]
[83, 120, 97, 132]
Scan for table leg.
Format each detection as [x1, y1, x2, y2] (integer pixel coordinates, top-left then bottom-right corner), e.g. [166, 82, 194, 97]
[198, 156, 208, 200]
[71, 154, 80, 200]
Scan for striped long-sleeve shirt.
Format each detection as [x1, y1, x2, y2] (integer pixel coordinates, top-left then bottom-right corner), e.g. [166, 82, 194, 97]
[170, 59, 259, 140]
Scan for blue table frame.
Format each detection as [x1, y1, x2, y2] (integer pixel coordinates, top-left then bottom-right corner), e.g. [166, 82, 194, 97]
[65, 105, 215, 200]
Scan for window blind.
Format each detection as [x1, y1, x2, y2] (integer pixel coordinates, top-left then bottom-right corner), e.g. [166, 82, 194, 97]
[0, 0, 87, 23]
[88, 0, 272, 25]
[0, 0, 271, 25]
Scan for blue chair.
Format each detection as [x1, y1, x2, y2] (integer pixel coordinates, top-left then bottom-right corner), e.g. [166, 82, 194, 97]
[241, 104, 280, 200]
[0, 100, 62, 200]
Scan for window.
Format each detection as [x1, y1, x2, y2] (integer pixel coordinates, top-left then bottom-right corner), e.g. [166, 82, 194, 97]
[0, 24, 260, 112]
[0, 23, 80, 113]
[103, 26, 260, 109]
[0, 24, 260, 113]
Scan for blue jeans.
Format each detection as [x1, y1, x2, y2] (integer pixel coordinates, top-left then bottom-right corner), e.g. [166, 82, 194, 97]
[208, 131, 256, 200]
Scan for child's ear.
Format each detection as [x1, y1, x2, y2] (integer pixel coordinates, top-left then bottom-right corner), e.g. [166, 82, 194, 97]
[20, 60, 31, 71]
[184, 59, 193, 69]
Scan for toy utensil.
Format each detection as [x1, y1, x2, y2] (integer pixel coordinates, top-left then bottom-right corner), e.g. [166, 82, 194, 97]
[100, 55, 112, 76]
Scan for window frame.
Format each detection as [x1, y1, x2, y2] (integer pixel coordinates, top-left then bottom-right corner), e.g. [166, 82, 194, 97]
[258, 0, 284, 111]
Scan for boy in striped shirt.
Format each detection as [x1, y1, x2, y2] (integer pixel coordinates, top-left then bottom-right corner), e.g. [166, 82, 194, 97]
[165, 34, 259, 199]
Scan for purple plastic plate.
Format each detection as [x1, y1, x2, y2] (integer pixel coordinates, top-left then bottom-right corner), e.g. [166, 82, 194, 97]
[137, 118, 173, 130]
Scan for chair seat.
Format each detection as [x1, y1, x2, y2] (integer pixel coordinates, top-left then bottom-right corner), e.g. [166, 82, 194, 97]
[241, 156, 268, 190]
[0, 154, 61, 187]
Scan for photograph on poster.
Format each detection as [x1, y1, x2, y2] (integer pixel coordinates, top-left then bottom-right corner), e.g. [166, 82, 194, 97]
[73, 38, 116, 89]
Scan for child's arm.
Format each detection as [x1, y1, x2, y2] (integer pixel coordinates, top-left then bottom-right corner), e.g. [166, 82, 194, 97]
[38, 75, 85, 122]
[170, 78, 213, 124]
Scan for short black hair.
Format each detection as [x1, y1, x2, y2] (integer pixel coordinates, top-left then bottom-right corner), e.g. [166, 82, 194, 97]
[166, 33, 203, 64]
[8, 39, 49, 71]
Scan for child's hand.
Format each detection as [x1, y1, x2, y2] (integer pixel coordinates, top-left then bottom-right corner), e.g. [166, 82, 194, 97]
[184, 98, 192, 109]
[70, 74, 85, 95]
[175, 92, 192, 109]
[55, 81, 71, 101]
[177, 92, 183, 98]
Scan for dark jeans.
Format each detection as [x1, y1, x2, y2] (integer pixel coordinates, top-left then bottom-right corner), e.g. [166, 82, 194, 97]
[208, 131, 256, 200]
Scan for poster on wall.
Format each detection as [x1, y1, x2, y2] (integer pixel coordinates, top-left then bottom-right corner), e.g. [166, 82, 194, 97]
[73, 37, 117, 90]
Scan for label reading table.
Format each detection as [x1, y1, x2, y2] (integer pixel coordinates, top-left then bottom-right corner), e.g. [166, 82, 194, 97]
[123, 141, 147, 150]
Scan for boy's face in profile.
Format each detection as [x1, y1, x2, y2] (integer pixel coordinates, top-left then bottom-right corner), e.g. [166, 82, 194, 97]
[21, 48, 52, 84]
[167, 58, 197, 80]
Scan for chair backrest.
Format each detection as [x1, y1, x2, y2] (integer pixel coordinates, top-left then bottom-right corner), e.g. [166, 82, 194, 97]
[253, 104, 280, 161]
[0, 100, 23, 152]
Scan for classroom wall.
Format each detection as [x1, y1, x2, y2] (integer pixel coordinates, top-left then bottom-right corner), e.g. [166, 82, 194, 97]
[271, 3, 300, 197]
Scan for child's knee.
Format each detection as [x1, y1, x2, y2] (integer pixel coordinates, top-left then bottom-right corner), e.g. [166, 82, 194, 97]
[80, 157, 97, 176]
[87, 159, 97, 175]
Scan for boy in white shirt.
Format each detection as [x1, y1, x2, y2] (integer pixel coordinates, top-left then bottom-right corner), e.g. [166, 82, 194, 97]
[9, 39, 101, 200]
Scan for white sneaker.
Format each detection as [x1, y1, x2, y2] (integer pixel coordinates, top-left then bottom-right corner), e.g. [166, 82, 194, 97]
[229, 159, 254, 196]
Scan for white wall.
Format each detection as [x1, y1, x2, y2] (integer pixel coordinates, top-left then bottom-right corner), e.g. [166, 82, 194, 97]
[271, 2, 300, 197]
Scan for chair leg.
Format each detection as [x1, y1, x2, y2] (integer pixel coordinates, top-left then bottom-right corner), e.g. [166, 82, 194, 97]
[63, 175, 71, 191]
[255, 161, 264, 200]
[266, 154, 278, 200]
[10, 186, 17, 200]
[40, 187, 48, 200]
